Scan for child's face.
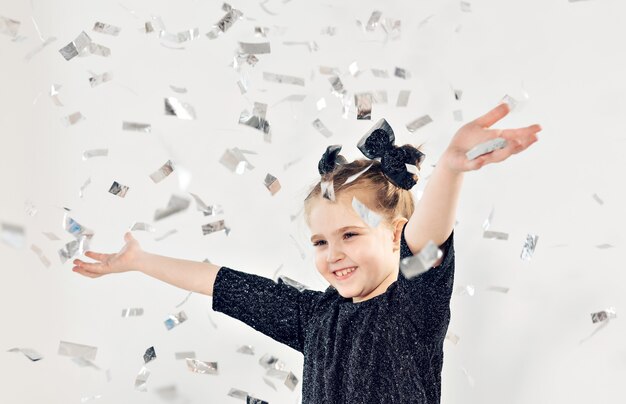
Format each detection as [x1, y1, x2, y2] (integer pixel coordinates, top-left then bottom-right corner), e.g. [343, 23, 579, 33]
[308, 190, 405, 303]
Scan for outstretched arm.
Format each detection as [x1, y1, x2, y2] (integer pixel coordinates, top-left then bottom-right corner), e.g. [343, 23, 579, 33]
[72, 232, 222, 296]
[404, 103, 542, 258]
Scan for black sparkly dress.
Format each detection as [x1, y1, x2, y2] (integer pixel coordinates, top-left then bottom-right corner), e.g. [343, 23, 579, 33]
[212, 223, 455, 403]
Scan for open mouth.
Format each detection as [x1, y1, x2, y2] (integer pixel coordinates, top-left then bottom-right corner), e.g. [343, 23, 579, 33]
[333, 266, 357, 280]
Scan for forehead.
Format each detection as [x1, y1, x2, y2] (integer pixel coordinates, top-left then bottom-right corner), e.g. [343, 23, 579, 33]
[307, 190, 378, 237]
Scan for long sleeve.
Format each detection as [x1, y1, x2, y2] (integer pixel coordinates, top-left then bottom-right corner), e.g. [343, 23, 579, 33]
[396, 223, 456, 338]
[211, 266, 324, 353]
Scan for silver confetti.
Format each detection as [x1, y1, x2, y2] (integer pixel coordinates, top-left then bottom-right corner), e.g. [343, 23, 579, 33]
[207, 8, 243, 39]
[135, 366, 150, 392]
[278, 276, 308, 292]
[108, 181, 129, 198]
[454, 89, 463, 101]
[93, 22, 121, 36]
[486, 286, 509, 293]
[59, 31, 92, 60]
[50, 84, 63, 106]
[31, 244, 51, 268]
[82, 149, 108, 160]
[320, 26, 336, 36]
[501, 95, 519, 111]
[454, 285, 475, 296]
[365, 11, 382, 31]
[371, 68, 389, 78]
[79, 177, 92, 198]
[592, 193, 604, 205]
[352, 196, 381, 228]
[483, 230, 509, 240]
[348, 61, 361, 77]
[406, 114, 433, 132]
[445, 333, 460, 345]
[87, 42, 111, 57]
[263, 72, 305, 86]
[186, 358, 218, 375]
[169, 85, 187, 93]
[0, 16, 20, 37]
[396, 90, 410, 107]
[89, 71, 113, 87]
[160, 28, 200, 43]
[154, 385, 179, 401]
[380, 17, 402, 39]
[371, 90, 388, 104]
[164, 97, 196, 120]
[355, 93, 372, 120]
[259, 354, 285, 370]
[520, 234, 539, 261]
[400, 240, 443, 279]
[175, 351, 196, 360]
[175, 290, 193, 308]
[453, 110, 463, 122]
[316, 97, 326, 110]
[394, 67, 410, 79]
[71, 357, 100, 369]
[24, 201, 37, 217]
[319, 66, 340, 75]
[143, 346, 156, 364]
[460, 1, 472, 12]
[321, 180, 335, 201]
[263, 377, 277, 391]
[155, 229, 177, 241]
[312, 118, 333, 137]
[329, 76, 346, 96]
[239, 41, 271, 54]
[237, 345, 255, 355]
[150, 160, 175, 183]
[220, 148, 255, 174]
[190, 193, 224, 216]
[122, 121, 151, 132]
[202, 220, 230, 236]
[63, 112, 85, 126]
[58, 240, 80, 263]
[465, 138, 508, 160]
[130, 222, 155, 232]
[246, 396, 268, 404]
[8, 347, 43, 361]
[228, 388, 249, 399]
[483, 206, 495, 230]
[24, 36, 57, 62]
[239, 102, 271, 136]
[154, 195, 190, 221]
[43, 232, 60, 241]
[164, 311, 188, 330]
[285, 371, 299, 391]
[58, 341, 97, 361]
[1, 223, 25, 248]
[266, 368, 289, 379]
[591, 307, 617, 324]
[596, 244, 614, 249]
[121, 308, 144, 317]
[282, 40, 318, 52]
[80, 395, 103, 403]
[264, 173, 281, 195]
[345, 164, 373, 185]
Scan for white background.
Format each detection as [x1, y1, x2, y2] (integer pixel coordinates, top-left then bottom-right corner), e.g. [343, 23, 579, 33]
[1, 0, 625, 403]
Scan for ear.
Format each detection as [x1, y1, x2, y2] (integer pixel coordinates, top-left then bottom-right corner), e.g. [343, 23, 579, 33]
[390, 217, 408, 252]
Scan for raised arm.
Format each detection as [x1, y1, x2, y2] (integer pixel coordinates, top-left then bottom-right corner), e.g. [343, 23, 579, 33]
[72, 232, 222, 296]
[404, 103, 542, 258]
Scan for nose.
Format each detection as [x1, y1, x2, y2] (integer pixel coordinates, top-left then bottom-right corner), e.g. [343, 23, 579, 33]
[326, 242, 344, 263]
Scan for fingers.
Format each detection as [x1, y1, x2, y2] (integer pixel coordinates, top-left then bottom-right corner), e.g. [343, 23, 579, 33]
[474, 103, 510, 128]
[73, 259, 104, 273]
[72, 266, 102, 278]
[124, 231, 135, 243]
[84, 250, 107, 261]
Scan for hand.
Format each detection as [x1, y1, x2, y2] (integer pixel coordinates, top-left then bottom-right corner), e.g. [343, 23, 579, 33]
[72, 232, 143, 278]
[441, 103, 542, 173]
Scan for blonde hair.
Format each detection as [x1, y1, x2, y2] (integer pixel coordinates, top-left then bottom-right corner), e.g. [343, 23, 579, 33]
[303, 159, 416, 229]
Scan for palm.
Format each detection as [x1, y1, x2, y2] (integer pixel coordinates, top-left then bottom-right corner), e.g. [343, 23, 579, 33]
[72, 232, 141, 278]
[442, 103, 542, 173]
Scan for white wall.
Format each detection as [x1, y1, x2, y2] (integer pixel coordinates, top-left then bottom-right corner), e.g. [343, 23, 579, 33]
[1, 0, 625, 403]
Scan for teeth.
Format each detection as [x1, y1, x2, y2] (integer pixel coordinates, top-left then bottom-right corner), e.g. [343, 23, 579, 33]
[336, 267, 356, 277]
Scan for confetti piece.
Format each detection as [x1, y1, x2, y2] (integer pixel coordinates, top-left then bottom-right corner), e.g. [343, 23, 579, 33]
[89, 71, 112, 87]
[460, 1, 472, 12]
[121, 308, 143, 317]
[406, 114, 433, 132]
[466, 138, 508, 160]
[371, 90, 388, 104]
[122, 121, 151, 132]
[282, 40, 318, 52]
[207, 8, 243, 39]
[164, 97, 196, 120]
[228, 388, 249, 399]
[483, 230, 509, 240]
[520, 234, 539, 261]
[169, 85, 187, 93]
[24, 36, 57, 61]
[285, 371, 299, 391]
[321, 180, 335, 201]
[79, 177, 92, 198]
[400, 241, 443, 279]
[189, 193, 224, 216]
[396, 90, 410, 107]
[264, 173, 281, 195]
[486, 286, 509, 293]
[394, 67, 410, 79]
[155, 229, 177, 241]
[355, 93, 372, 120]
[328, 76, 347, 96]
[108, 181, 129, 198]
[49, 84, 63, 106]
[186, 358, 218, 375]
[454, 285, 475, 296]
[1, 223, 25, 248]
[0, 16, 20, 37]
[453, 110, 463, 122]
[93, 22, 121, 36]
[259, 354, 285, 370]
[59, 31, 92, 61]
[239, 102, 271, 136]
[220, 148, 255, 174]
[150, 160, 175, 183]
[263, 377, 277, 391]
[82, 149, 108, 160]
[164, 311, 188, 330]
[237, 345, 255, 355]
[246, 396, 268, 404]
[352, 196, 381, 228]
[160, 28, 200, 43]
[175, 351, 196, 360]
[80, 395, 103, 403]
[591, 307, 616, 324]
[143, 347, 156, 364]
[43, 232, 60, 241]
[263, 72, 305, 86]
[58, 341, 97, 361]
[312, 118, 333, 137]
[8, 347, 43, 361]
[239, 41, 271, 54]
[155, 385, 179, 401]
[71, 357, 100, 369]
[31, 244, 51, 268]
[135, 366, 150, 392]
[365, 11, 382, 31]
[371, 68, 389, 78]
[445, 333, 460, 345]
[175, 291, 193, 308]
[592, 193, 604, 205]
[130, 222, 155, 232]
[63, 112, 85, 126]
[345, 164, 373, 185]
[277, 276, 308, 292]
[320, 26, 336, 36]
[596, 244, 614, 249]
[202, 220, 230, 236]
[154, 195, 190, 220]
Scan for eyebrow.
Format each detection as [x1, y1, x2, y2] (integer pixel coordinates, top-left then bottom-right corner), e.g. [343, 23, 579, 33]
[310, 226, 365, 242]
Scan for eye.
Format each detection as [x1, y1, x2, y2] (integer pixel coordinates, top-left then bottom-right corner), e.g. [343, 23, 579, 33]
[312, 240, 326, 247]
[312, 232, 358, 247]
[343, 232, 358, 239]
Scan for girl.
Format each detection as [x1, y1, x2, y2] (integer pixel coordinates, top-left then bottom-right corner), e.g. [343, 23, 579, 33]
[72, 103, 541, 403]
